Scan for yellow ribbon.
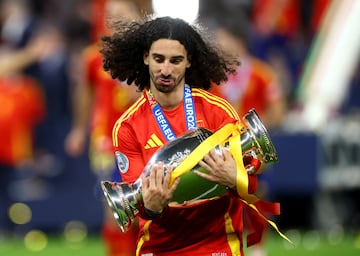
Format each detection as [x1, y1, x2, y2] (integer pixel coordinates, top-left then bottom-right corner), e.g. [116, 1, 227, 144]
[169, 122, 239, 185]
[229, 127, 293, 245]
[241, 199, 294, 246]
[229, 129, 259, 204]
[168, 121, 292, 245]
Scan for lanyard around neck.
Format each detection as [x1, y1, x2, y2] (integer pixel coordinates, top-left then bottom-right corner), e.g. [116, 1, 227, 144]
[147, 84, 197, 142]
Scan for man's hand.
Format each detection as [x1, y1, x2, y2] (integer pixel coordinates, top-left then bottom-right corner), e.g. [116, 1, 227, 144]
[141, 162, 180, 213]
[195, 148, 237, 189]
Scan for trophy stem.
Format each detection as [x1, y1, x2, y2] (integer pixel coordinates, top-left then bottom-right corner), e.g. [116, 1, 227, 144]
[101, 179, 142, 232]
[101, 108, 278, 232]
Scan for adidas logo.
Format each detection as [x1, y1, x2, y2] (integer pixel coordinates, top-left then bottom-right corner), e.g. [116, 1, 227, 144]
[144, 134, 164, 149]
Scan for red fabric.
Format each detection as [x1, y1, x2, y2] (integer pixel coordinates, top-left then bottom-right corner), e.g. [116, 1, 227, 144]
[82, 45, 141, 255]
[113, 89, 249, 255]
[244, 200, 280, 247]
[114, 89, 239, 183]
[101, 223, 138, 256]
[311, 0, 331, 33]
[248, 175, 258, 194]
[83, 44, 136, 151]
[211, 57, 283, 119]
[139, 198, 245, 256]
[0, 76, 45, 165]
[252, 0, 301, 37]
[90, 0, 106, 42]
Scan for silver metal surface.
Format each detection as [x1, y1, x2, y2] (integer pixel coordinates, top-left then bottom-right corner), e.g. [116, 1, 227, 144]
[101, 108, 278, 232]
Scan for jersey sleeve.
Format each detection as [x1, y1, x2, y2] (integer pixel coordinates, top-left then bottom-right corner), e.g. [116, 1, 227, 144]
[113, 121, 146, 183]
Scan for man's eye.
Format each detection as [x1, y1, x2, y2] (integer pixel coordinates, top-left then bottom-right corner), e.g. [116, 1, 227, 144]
[171, 59, 182, 64]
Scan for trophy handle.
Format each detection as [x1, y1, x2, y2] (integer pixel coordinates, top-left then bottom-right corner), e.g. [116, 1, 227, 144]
[101, 180, 141, 232]
[101, 108, 279, 232]
[241, 108, 279, 164]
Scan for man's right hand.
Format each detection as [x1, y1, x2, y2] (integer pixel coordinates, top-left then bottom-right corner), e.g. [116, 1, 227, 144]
[141, 162, 180, 213]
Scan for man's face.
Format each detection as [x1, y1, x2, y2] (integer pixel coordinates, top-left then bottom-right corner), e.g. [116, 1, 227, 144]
[144, 39, 191, 93]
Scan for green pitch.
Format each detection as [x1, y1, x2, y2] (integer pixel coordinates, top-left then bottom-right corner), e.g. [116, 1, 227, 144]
[0, 235, 106, 256]
[255, 230, 360, 256]
[1, 230, 359, 256]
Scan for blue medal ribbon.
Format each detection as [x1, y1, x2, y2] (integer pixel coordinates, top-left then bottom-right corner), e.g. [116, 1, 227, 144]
[148, 84, 197, 142]
[183, 84, 196, 130]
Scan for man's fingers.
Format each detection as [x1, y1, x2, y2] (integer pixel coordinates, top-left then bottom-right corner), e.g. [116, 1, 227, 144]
[149, 163, 162, 187]
[208, 149, 219, 161]
[203, 152, 216, 167]
[141, 174, 149, 188]
[169, 176, 180, 195]
[193, 170, 216, 183]
[222, 148, 232, 161]
[163, 164, 173, 187]
[156, 162, 165, 184]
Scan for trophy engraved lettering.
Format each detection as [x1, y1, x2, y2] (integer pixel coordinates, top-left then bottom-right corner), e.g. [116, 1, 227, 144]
[101, 108, 279, 232]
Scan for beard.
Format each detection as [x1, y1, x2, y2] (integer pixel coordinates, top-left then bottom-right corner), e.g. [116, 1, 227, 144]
[150, 73, 185, 93]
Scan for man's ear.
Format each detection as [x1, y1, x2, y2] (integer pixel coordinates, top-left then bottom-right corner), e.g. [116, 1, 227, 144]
[186, 55, 191, 68]
[144, 52, 149, 65]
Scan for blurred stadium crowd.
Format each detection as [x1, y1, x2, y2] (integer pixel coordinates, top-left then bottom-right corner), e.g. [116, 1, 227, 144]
[0, 0, 359, 253]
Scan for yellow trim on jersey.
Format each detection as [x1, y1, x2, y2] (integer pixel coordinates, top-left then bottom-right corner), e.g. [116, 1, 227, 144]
[192, 88, 240, 120]
[145, 138, 157, 149]
[151, 133, 163, 146]
[112, 95, 146, 147]
[224, 211, 241, 255]
[169, 121, 291, 246]
[144, 134, 164, 149]
[136, 220, 152, 256]
[113, 89, 238, 147]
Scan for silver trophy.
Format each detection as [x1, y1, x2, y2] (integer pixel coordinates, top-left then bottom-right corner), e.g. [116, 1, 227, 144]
[101, 108, 278, 232]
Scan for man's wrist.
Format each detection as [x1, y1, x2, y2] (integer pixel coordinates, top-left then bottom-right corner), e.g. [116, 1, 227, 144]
[143, 207, 165, 219]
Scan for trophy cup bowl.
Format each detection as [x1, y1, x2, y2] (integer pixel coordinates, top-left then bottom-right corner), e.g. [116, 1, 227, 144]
[101, 108, 278, 232]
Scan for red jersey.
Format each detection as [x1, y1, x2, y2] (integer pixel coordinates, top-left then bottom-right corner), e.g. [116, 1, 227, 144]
[83, 44, 137, 150]
[113, 88, 252, 255]
[212, 57, 283, 119]
[90, 0, 106, 42]
[0, 76, 45, 165]
[252, 0, 301, 37]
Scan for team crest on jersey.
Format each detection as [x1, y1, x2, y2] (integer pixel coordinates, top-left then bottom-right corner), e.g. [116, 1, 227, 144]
[115, 151, 129, 173]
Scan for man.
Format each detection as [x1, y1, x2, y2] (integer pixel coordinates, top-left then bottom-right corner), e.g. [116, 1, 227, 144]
[208, 11, 286, 131]
[214, 27, 286, 130]
[101, 16, 277, 255]
[210, 12, 287, 256]
[0, 63, 45, 236]
[65, 1, 146, 255]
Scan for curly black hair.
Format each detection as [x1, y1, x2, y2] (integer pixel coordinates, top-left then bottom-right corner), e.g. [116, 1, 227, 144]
[100, 16, 239, 91]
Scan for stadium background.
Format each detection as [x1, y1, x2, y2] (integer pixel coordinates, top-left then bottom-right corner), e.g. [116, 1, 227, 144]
[1, 0, 359, 255]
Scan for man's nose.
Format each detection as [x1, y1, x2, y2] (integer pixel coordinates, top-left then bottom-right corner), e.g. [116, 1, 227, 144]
[160, 62, 172, 76]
